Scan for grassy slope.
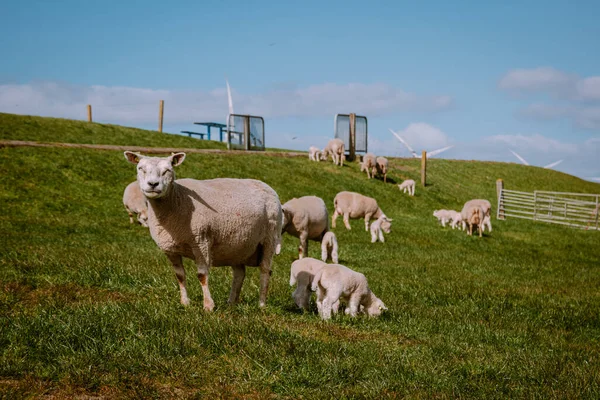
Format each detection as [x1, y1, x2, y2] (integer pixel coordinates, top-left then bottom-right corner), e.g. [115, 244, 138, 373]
[1, 113, 600, 398]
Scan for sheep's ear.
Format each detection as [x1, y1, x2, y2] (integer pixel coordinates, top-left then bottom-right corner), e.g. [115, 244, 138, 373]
[124, 151, 143, 164]
[170, 152, 186, 167]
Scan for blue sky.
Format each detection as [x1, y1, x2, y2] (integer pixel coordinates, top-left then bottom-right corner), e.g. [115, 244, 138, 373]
[1, 0, 599, 179]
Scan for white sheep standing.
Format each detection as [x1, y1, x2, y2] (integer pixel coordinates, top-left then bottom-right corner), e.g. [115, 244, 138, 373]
[312, 263, 387, 320]
[370, 215, 393, 243]
[289, 257, 331, 311]
[123, 181, 149, 227]
[321, 138, 346, 166]
[462, 204, 484, 237]
[320, 231, 339, 264]
[398, 179, 416, 196]
[433, 209, 453, 227]
[376, 156, 389, 183]
[282, 196, 329, 260]
[360, 153, 377, 179]
[308, 146, 321, 162]
[332, 191, 389, 231]
[124, 151, 282, 310]
[461, 199, 492, 232]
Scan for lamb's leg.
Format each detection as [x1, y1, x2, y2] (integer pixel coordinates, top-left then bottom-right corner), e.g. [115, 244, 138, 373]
[347, 295, 361, 317]
[299, 232, 308, 259]
[127, 208, 134, 224]
[384, 173, 387, 183]
[166, 253, 190, 306]
[331, 299, 340, 315]
[366, 167, 371, 179]
[343, 213, 351, 230]
[441, 218, 446, 227]
[258, 242, 276, 308]
[332, 210, 339, 228]
[378, 229, 385, 243]
[364, 213, 373, 231]
[321, 296, 333, 320]
[228, 264, 246, 304]
[370, 228, 378, 243]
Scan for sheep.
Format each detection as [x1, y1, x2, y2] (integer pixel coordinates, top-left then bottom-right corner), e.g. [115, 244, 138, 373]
[123, 151, 282, 310]
[332, 191, 389, 231]
[450, 211, 463, 230]
[376, 156, 389, 183]
[321, 231, 339, 264]
[321, 138, 345, 166]
[289, 257, 330, 311]
[433, 209, 454, 227]
[123, 181, 149, 227]
[462, 205, 484, 237]
[398, 179, 416, 196]
[360, 153, 377, 179]
[311, 263, 387, 320]
[461, 199, 492, 232]
[282, 196, 329, 260]
[370, 215, 393, 243]
[308, 146, 321, 162]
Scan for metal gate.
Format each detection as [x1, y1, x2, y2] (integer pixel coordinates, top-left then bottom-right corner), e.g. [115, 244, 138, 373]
[227, 114, 265, 151]
[334, 113, 368, 154]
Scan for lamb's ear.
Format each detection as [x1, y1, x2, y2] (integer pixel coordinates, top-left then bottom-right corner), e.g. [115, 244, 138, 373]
[170, 152, 186, 167]
[124, 151, 143, 165]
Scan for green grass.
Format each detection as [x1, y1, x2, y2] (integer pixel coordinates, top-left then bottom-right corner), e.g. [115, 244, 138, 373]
[1, 113, 600, 398]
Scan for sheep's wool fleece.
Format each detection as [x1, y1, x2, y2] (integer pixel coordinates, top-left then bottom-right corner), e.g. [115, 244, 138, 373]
[334, 191, 381, 219]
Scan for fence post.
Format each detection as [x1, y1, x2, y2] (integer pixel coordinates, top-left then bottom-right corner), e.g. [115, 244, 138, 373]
[158, 100, 164, 133]
[349, 113, 356, 162]
[244, 115, 250, 151]
[496, 179, 504, 220]
[421, 151, 427, 187]
[87, 105, 92, 122]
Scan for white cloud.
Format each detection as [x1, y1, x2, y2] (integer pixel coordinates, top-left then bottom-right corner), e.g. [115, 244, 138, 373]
[498, 67, 575, 95]
[518, 103, 600, 130]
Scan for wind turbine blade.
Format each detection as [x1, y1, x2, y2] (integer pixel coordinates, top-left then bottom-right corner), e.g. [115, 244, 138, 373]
[427, 145, 454, 158]
[543, 160, 563, 169]
[510, 149, 529, 166]
[226, 79, 234, 116]
[389, 128, 418, 158]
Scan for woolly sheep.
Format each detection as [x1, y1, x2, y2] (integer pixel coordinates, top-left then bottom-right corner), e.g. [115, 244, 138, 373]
[398, 179, 415, 196]
[124, 151, 282, 310]
[321, 231, 339, 264]
[282, 196, 329, 260]
[123, 181, 149, 227]
[433, 209, 454, 227]
[311, 263, 387, 320]
[376, 156, 389, 183]
[289, 257, 332, 310]
[321, 138, 345, 166]
[370, 215, 393, 243]
[461, 199, 492, 232]
[360, 153, 377, 179]
[308, 146, 321, 162]
[332, 191, 389, 231]
[462, 204, 484, 237]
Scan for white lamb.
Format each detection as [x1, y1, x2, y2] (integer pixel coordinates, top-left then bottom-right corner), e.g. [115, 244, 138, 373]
[461, 199, 492, 232]
[376, 156, 389, 183]
[332, 191, 389, 231]
[360, 153, 377, 179]
[321, 138, 345, 166]
[124, 151, 282, 310]
[398, 179, 415, 196]
[289, 257, 330, 310]
[433, 209, 455, 227]
[370, 215, 393, 243]
[308, 146, 321, 162]
[320, 231, 339, 264]
[282, 196, 329, 260]
[122, 181, 149, 227]
[311, 264, 387, 320]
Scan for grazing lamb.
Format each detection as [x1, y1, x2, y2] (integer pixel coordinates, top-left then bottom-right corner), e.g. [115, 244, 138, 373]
[308, 146, 321, 162]
[282, 196, 329, 260]
[398, 179, 416, 196]
[433, 209, 454, 227]
[461, 199, 492, 232]
[123, 181, 149, 227]
[124, 151, 282, 310]
[462, 205, 484, 237]
[450, 211, 463, 230]
[370, 215, 393, 243]
[289, 257, 331, 310]
[332, 191, 389, 231]
[360, 153, 377, 179]
[320, 231, 339, 264]
[312, 264, 387, 320]
[321, 138, 345, 166]
[376, 156, 389, 183]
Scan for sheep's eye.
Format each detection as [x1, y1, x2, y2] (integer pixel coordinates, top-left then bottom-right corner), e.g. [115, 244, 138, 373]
[161, 169, 169, 176]
[138, 167, 146, 174]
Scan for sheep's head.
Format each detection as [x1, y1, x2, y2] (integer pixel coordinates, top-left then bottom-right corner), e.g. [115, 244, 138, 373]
[433, 210, 440, 218]
[124, 151, 186, 199]
[364, 293, 387, 317]
[380, 217, 392, 233]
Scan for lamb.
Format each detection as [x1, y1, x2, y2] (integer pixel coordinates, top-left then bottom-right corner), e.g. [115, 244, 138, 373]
[461, 199, 492, 232]
[376, 156, 389, 183]
[462, 205, 484, 237]
[398, 179, 416, 196]
[320, 231, 339, 264]
[289, 257, 330, 310]
[282, 196, 329, 260]
[311, 264, 387, 320]
[321, 138, 345, 166]
[450, 211, 463, 230]
[122, 181, 149, 227]
[360, 153, 377, 179]
[433, 209, 454, 227]
[124, 151, 282, 310]
[308, 146, 321, 162]
[332, 191, 389, 231]
[370, 215, 393, 243]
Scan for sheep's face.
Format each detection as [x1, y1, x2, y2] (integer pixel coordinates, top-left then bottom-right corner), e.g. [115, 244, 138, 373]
[365, 297, 387, 317]
[380, 219, 392, 233]
[433, 210, 440, 218]
[124, 152, 186, 199]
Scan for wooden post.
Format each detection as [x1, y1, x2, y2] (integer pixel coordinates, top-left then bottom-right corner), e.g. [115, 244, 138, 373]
[244, 115, 251, 150]
[158, 100, 164, 133]
[349, 113, 356, 162]
[87, 104, 92, 122]
[421, 151, 427, 187]
[496, 179, 504, 220]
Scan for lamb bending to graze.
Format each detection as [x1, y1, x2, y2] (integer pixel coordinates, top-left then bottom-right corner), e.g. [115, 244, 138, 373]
[370, 215, 393, 243]
[461, 199, 492, 232]
[321, 138, 345, 166]
[332, 191, 389, 231]
[450, 211, 463, 230]
[376, 156, 389, 183]
[321, 231, 339, 264]
[462, 205, 484, 237]
[398, 179, 415, 196]
[282, 196, 329, 260]
[312, 264, 387, 320]
[123, 181, 149, 227]
[433, 209, 454, 227]
[308, 146, 321, 162]
[360, 153, 377, 179]
[124, 151, 282, 311]
[289, 257, 332, 310]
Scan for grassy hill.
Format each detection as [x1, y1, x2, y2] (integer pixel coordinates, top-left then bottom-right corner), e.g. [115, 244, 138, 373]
[1, 113, 599, 398]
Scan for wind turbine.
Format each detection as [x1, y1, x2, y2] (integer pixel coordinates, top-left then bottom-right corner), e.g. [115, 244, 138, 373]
[388, 128, 454, 159]
[509, 149, 563, 169]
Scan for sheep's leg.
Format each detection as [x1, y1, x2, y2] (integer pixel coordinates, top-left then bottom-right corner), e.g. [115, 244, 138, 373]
[228, 264, 246, 304]
[441, 218, 446, 227]
[258, 244, 275, 308]
[321, 241, 328, 262]
[299, 232, 309, 259]
[331, 300, 340, 315]
[343, 213, 351, 230]
[332, 210, 339, 228]
[370, 228, 378, 243]
[364, 214, 372, 231]
[126, 208, 134, 224]
[316, 288, 324, 316]
[378, 229, 385, 243]
[321, 297, 333, 320]
[166, 253, 190, 306]
[196, 264, 215, 312]
[347, 295, 361, 317]
[366, 167, 371, 179]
